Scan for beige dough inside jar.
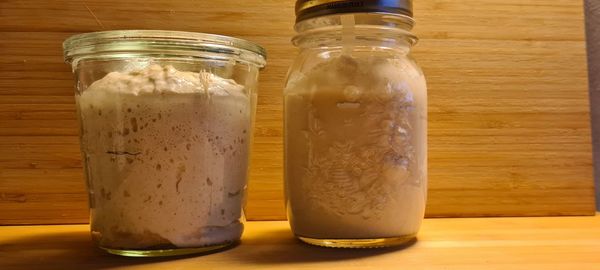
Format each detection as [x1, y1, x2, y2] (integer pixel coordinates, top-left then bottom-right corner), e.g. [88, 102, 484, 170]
[285, 53, 427, 241]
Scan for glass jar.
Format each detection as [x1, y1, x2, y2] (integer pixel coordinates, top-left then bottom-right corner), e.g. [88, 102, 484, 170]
[63, 30, 266, 257]
[284, 0, 427, 248]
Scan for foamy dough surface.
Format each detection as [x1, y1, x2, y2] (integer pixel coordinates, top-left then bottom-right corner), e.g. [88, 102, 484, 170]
[86, 64, 243, 95]
[285, 55, 427, 239]
[78, 64, 251, 249]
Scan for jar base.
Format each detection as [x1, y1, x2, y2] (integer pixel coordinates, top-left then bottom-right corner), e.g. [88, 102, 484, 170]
[297, 234, 416, 248]
[100, 242, 234, 257]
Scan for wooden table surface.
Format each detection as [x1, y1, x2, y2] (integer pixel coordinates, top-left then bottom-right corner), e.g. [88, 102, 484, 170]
[1, 215, 599, 269]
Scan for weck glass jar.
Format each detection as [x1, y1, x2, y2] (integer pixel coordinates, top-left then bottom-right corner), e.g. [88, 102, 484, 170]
[63, 30, 266, 257]
[284, 0, 427, 248]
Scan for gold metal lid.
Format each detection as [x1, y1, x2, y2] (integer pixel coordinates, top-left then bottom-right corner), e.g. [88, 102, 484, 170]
[295, 0, 413, 22]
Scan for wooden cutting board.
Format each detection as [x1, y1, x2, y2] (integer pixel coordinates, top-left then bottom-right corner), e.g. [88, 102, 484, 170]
[0, 0, 594, 224]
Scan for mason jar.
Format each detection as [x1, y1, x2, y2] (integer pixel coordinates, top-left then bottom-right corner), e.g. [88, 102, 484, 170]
[63, 30, 266, 256]
[284, 0, 427, 248]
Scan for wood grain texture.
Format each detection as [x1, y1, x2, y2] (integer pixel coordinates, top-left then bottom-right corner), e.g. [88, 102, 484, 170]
[0, 0, 595, 224]
[2, 216, 600, 269]
[585, 0, 600, 210]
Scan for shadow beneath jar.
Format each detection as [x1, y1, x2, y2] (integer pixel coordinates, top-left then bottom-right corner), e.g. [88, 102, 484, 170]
[1, 225, 417, 268]
[229, 227, 417, 265]
[0, 229, 236, 270]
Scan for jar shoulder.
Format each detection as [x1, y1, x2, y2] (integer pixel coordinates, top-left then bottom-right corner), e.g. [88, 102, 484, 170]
[284, 49, 426, 95]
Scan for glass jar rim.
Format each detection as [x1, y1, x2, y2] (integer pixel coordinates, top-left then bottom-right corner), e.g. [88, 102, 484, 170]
[63, 30, 267, 67]
[292, 13, 417, 47]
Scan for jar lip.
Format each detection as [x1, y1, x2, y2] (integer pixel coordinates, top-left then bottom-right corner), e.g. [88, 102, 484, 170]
[63, 30, 267, 67]
[292, 26, 418, 48]
[294, 12, 415, 33]
[292, 13, 418, 47]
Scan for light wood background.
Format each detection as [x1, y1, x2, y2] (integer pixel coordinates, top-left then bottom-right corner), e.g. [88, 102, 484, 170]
[585, 0, 600, 210]
[0, 0, 595, 224]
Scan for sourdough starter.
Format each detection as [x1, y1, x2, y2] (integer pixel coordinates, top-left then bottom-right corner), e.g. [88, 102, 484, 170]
[285, 55, 427, 239]
[78, 64, 251, 249]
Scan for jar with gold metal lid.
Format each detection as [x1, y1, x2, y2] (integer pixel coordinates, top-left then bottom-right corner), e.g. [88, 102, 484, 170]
[284, 0, 427, 248]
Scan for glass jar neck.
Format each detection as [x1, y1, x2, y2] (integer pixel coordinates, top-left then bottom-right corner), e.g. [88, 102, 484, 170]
[292, 13, 417, 50]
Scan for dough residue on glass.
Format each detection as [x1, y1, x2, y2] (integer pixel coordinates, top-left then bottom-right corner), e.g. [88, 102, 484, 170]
[285, 55, 427, 239]
[79, 64, 251, 249]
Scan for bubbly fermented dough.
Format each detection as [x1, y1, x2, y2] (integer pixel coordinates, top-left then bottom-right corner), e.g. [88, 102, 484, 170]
[79, 64, 251, 249]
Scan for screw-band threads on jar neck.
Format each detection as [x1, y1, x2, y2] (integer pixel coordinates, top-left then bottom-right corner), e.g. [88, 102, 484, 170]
[295, 0, 413, 23]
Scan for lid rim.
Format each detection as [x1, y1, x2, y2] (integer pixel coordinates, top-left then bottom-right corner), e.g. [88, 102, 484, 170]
[295, 0, 413, 23]
[296, 8, 413, 23]
[63, 30, 267, 64]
